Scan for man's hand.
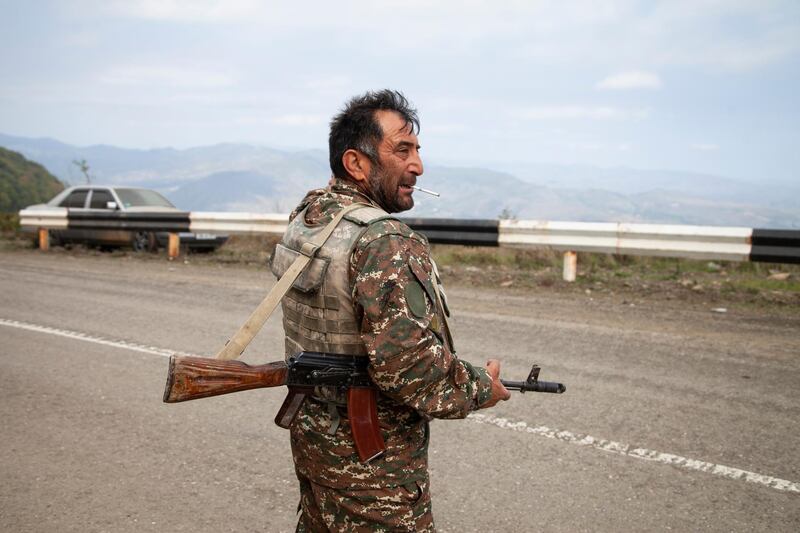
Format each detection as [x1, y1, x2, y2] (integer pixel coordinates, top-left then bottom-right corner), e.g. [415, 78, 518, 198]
[481, 359, 511, 408]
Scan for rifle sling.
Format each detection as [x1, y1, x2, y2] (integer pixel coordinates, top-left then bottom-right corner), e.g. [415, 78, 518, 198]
[215, 202, 369, 360]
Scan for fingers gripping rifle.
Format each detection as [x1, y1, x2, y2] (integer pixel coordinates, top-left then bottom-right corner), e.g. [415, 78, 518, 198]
[501, 364, 566, 394]
[163, 352, 385, 463]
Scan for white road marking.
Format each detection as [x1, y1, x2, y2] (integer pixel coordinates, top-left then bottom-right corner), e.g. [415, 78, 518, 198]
[467, 414, 800, 494]
[2, 317, 797, 495]
[0, 317, 189, 358]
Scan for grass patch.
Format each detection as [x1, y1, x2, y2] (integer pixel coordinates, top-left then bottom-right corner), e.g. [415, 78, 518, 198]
[195, 234, 282, 267]
[733, 278, 800, 293]
[432, 245, 560, 270]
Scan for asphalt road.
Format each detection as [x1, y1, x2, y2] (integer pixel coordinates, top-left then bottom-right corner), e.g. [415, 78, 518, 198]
[1, 249, 798, 532]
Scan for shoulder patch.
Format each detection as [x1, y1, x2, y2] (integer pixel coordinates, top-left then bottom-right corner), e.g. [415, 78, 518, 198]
[405, 280, 428, 318]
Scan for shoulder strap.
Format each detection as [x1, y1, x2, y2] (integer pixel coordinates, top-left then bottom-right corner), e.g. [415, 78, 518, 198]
[216, 202, 369, 360]
[343, 205, 394, 225]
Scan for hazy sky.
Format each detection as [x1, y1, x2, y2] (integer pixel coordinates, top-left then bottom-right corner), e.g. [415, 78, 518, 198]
[1, 0, 798, 183]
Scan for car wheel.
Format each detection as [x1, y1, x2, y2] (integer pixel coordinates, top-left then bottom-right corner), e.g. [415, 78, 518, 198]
[131, 231, 157, 253]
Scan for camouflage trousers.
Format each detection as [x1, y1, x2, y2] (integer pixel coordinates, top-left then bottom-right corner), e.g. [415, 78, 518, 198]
[295, 475, 434, 532]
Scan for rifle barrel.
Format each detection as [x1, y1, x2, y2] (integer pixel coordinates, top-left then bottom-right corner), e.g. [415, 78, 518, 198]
[501, 379, 566, 394]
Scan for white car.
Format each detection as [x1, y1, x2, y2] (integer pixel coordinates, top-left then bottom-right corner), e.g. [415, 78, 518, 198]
[26, 185, 228, 252]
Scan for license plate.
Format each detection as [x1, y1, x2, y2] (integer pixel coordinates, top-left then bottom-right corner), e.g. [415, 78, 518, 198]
[194, 233, 216, 240]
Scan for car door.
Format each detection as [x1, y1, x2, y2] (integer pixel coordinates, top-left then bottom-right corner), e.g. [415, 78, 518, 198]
[86, 188, 128, 246]
[55, 188, 90, 243]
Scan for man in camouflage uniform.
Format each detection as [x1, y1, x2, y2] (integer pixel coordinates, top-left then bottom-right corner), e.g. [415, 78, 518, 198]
[272, 90, 510, 532]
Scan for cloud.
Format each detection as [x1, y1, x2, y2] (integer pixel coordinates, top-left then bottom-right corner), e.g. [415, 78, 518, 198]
[425, 123, 467, 135]
[509, 1, 800, 72]
[633, 1, 800, 71]
[596, 71, 662, 90]
[80, 1, 800, 71]
[691, 143, 720, 151]
[304, 76, 352, 90]
[63, 31, 101, 48]
[98, 66, 235, 88]
[568, 141, 602, 151]
[270, 114, 326, 126]
[518, 106, 650, 121]
[103, 0, 260, 22]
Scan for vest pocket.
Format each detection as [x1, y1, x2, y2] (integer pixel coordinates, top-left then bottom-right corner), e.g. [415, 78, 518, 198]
[270, 243, 330, 292]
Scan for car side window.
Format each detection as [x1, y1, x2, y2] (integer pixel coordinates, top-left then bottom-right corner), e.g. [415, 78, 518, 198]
[60, 190, 89, 208]
[89, 189, 114, 209]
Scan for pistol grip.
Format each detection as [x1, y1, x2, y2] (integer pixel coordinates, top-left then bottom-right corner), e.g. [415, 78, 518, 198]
[275, 389, 307, 429]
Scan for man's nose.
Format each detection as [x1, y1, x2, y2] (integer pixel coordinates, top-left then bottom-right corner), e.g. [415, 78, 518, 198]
[409, 152, 424, 176]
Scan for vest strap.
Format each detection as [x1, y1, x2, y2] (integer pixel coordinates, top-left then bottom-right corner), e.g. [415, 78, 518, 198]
[216, 202, 370, 360]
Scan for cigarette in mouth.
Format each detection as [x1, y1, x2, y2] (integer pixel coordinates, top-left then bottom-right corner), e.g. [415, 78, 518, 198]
[412, 185, 440, 197]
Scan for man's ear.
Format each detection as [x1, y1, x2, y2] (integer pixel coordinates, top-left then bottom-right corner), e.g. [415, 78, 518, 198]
[342, 149, 371, 185]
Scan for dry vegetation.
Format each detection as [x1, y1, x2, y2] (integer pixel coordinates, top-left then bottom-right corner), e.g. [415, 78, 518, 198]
[432, 244, 800, 310]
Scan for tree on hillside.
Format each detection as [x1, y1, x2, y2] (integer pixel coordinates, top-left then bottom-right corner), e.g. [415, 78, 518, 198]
[498, 207, 517, 221]
[72, 158, 92, 184]
[0, 147, 65, 212]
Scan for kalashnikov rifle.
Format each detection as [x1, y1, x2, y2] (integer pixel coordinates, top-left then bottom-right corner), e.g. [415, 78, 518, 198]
[163, 352, 565, 463]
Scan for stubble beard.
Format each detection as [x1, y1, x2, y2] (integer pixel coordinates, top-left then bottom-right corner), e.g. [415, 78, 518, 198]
[367, 163, 413, 214]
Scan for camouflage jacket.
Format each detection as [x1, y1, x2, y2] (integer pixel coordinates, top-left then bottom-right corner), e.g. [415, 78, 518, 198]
[284, 178, 493, 490]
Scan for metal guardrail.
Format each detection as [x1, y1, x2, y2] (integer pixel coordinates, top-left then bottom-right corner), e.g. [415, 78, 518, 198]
[399, 218, 499, 246]
[750, 229, 800, 264]
[189, 212, 288, 235]
[19, 208, 800, 279]
[19, 208, 69, 229]
[20, 209, 191, 232]
[498, 220, 753, 261]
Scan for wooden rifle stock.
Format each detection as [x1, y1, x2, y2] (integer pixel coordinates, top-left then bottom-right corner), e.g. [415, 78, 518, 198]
[162, 353, 386, 463]
[163, 355, 289, 403]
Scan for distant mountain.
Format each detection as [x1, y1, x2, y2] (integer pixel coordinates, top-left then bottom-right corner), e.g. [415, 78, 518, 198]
[0, 133, 328, 190]
[1, 133, 797, 228]
[411, 168, 799, 227]
[492, 161, 800, 212]
[0, 147, 65, 212]
[169, 170, 301, 213]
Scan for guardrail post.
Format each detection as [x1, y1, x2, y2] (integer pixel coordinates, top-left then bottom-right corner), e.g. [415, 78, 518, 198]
[168, 233, 180, 259]
[562, 251, 577, 282]
[38, 228, 50, 251]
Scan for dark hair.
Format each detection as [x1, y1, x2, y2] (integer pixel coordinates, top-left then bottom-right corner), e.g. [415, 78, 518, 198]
[328, 89, 420, 179]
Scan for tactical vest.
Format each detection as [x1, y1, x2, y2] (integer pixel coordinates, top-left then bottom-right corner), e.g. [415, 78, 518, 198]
[271, 200, 456, 431]
[272, 201, 455, 360]
[270, 203, 396, 358]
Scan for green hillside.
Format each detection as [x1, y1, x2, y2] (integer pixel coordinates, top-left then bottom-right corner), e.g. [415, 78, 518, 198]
[0, 147, 65, 212]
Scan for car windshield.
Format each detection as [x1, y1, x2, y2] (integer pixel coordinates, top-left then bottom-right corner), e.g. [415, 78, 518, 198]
[115, 188, 175, 208]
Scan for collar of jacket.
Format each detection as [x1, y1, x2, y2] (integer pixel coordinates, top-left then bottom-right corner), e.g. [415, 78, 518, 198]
[330, 178, 381, 208]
